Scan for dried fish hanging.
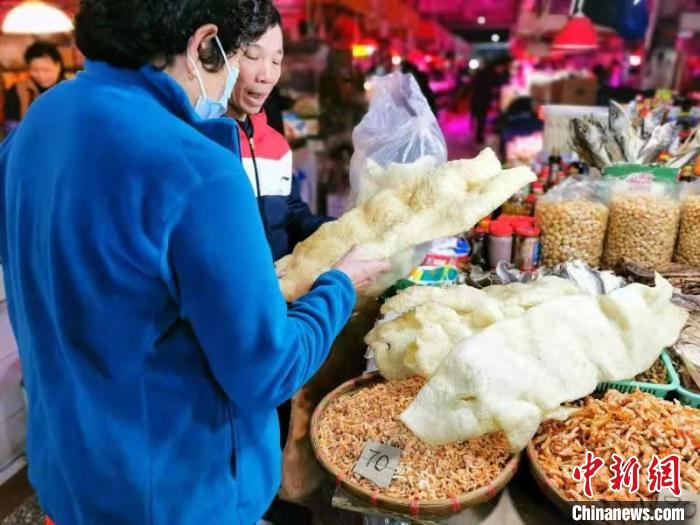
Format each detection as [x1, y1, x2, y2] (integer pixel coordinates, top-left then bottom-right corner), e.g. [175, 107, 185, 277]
[569, 100, 700, 170]
[669, 128, 700, 168]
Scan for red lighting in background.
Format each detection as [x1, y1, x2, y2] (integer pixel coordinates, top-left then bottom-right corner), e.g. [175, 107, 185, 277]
[552, 12, 598, 52]
[351, 39, 378, 59]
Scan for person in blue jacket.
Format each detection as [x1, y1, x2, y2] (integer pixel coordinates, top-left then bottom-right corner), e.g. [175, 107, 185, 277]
[0, 1, 390, 524]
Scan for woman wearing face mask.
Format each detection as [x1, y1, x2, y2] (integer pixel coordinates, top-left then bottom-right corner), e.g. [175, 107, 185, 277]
[4, 41, 65, 133]
[0, 1, 389, 524]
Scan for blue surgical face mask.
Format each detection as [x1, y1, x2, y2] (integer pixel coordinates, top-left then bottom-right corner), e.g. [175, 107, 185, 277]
[187, 35, 239, 120]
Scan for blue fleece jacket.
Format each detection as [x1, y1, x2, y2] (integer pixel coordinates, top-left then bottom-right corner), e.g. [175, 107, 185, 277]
[0, 61, 355, 525]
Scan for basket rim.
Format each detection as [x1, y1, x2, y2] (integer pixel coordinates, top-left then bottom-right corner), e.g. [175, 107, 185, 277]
[310, 371, 520, 514]
[596, 350, 680, 392]
[526, 441, 573, 506]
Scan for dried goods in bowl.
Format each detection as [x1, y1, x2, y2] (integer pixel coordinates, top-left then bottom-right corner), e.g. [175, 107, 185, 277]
[311, 374, 519, 517]
[529, 390, 700, 502]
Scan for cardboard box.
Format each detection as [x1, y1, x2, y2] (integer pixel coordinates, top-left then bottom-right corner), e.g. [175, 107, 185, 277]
[551, 77, 598, 106]
[530, 82, 553, 105]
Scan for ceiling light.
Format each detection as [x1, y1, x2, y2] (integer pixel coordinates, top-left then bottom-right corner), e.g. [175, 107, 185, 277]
[491, 34, 500, 43]
[477, 16, 486, 25]
[2, 0, 73, 34]
[551, 0, 598, 53]
[469, 58, 480, 70]
[391, 55, 402, 66]
[629, 55, 642, 67]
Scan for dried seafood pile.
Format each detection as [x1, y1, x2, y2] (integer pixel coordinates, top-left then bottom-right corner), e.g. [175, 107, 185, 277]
[616, 260, 700, 296]
[315, 376, 511, 501]
[531, 390, 700, 501]
[633, 358, 668, 384]
[658, 264, 700, 296]
[570, 101, 700, 170]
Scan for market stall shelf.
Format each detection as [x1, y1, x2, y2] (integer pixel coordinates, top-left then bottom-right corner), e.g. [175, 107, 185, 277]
[311, 373, 520, 518]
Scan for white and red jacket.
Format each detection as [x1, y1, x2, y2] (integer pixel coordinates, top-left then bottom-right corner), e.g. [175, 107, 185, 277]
[235, 111, 331, 261]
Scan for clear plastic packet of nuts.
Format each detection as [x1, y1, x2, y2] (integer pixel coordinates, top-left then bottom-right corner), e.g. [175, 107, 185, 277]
[676, 179, 700, 267]
[535, 178, 609, 268]
[602, 172, 681, 270]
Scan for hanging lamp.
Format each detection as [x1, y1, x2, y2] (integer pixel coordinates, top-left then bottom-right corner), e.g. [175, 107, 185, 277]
[2, 0, 73, 35]
[551, 0, 598, 52]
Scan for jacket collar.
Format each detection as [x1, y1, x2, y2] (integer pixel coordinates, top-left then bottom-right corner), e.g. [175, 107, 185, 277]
[234, 110, 272, 142]
[249, 111, 268, 128]
[82, 60, 240, 153]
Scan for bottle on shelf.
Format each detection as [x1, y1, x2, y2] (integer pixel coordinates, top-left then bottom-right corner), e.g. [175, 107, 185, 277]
[547, 148, 562, 189]
[488, 221, 514, 270]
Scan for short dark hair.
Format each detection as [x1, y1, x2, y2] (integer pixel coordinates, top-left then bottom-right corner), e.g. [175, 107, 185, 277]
[75, 0, 282, 71]
[255, 1, 282, 38]
[24, 41, 63, 66]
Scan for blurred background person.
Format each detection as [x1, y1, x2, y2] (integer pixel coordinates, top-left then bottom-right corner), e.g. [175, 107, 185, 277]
[4, 41, 65, 133]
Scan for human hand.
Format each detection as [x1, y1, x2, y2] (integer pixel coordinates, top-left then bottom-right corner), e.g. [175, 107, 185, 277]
[333, 246, 391, 293]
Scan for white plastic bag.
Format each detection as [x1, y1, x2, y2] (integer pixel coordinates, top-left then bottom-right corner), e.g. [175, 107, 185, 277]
[349, 72, 447, 205]
[348, 72, 447, 297]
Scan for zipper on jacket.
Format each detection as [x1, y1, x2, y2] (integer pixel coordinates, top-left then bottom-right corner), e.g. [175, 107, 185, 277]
[242, 121, 269, 235]
[249, 137, 263, 201]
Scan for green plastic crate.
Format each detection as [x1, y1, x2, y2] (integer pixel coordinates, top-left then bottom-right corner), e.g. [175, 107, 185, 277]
[663, 350, 700, 408]
[677, 385, 700, 408]
[596, 351, 679, 399]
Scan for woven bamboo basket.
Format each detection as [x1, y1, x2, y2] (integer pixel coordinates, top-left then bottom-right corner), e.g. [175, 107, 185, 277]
[526, 442, 577, 516]
[310, 372, 521, 518]
[526, 444, 660, 525]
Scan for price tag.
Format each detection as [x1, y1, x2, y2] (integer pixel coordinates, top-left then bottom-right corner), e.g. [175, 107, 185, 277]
[353, 440, 402, 488]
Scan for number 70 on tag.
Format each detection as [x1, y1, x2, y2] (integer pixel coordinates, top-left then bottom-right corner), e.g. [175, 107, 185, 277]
[353, 440, 402, 488]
